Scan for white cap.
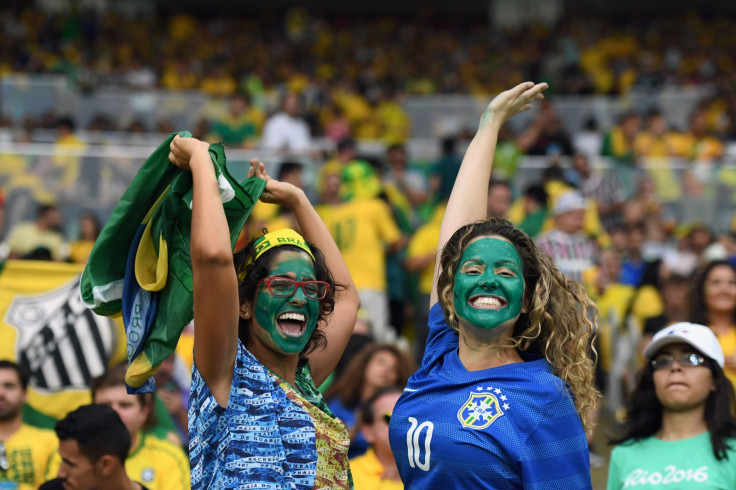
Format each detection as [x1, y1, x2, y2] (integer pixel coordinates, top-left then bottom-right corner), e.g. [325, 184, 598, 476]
[644, 322, 725, 368]
[553, 190, 588, 216]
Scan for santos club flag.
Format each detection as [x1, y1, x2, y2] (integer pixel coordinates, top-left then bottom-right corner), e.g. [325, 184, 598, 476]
[0, 260, 126, 426]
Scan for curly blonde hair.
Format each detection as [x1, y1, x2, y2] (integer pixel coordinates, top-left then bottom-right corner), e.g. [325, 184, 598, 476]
[437, 217, 600, 431]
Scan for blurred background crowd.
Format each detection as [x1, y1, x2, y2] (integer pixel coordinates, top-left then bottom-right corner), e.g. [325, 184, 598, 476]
[2, 0, 736, 488]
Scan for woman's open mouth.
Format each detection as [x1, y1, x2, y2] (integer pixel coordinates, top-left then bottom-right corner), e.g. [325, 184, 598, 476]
[469, 295, 507, 310]
[277, 312, 307, 337]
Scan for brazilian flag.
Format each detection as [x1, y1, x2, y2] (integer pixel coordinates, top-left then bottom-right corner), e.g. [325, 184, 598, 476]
[80, 132, 265, 393]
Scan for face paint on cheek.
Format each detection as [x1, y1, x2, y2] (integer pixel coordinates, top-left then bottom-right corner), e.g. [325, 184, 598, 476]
[253, 254, 321, 355]
[453, 238, 525, 331]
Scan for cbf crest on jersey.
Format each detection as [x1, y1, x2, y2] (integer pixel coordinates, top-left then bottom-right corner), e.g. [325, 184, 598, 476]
[457, 386, 511, 429]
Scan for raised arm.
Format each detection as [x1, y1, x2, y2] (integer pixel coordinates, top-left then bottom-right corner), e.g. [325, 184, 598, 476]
[430, 82, 548, 306]
[252, 162, 360, 386]
[169, 135, 240, 406]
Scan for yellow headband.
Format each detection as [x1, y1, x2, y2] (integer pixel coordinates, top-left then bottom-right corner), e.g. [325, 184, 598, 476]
[254, 229, 314, 262]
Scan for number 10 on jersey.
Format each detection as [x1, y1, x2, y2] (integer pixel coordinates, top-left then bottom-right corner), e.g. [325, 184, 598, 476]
[406, 417, 434, 471]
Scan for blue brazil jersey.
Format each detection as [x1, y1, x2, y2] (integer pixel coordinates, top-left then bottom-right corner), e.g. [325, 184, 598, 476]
[388, 302, 592, 489]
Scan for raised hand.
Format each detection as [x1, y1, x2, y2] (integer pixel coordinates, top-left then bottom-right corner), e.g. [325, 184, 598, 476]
[247, 158, 304, 209]
[168, 134, 210, 171]
[246, 158, 270, 180]
[479, 81, 548, 130]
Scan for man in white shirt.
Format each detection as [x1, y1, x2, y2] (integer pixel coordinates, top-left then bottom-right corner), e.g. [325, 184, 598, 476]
[260, 93, 313, 153]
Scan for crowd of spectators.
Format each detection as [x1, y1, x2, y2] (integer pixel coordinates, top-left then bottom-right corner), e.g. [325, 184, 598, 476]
[3, 8, 736, 142]
[3, 6, 736, 486]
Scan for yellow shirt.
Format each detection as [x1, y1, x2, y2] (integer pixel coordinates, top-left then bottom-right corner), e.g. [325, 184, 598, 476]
[594, 283, 636, 372]
[323, 199, 401, 291]
[350, 448, 403, 490]
[714, 327, 736, 389]
[629, 285, 664, 332]
[0, 424, 58, 489]
[68, 239, 95, 264]
[251, 201, 280, 222]
[160, 66, 198, 90]
[315, 203, 338, 227]
[52, 134, 86, 189]
[249, 203, 294, 239]
[634, 132, 687, 157]
[634, 132, 688, 201]
[199, 76, 237, 97]
[126, 431, 190, 490]
[407, 218, 441, 295]
[262, 215, 293, 235]
[377, 101, 411, 145]
[175, 329, 194, 373]
[682, 134, 724, 161]
[6, 223, 66, 261]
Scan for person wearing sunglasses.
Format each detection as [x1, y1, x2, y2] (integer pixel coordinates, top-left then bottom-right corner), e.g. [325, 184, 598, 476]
[168, 136, 360, 489]
[349, 386, 403, 490]
[608, 322, 736, 489]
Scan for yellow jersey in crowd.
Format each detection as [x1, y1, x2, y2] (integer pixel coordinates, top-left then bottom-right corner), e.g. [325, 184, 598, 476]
[125, 431, 190, 490]
[321, 198, 401, 292]
[0, 424, 58, 489]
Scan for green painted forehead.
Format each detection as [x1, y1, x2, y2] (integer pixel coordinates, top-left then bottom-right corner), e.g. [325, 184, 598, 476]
[460, 237, 523, 269]
[267, 250, 316, 279]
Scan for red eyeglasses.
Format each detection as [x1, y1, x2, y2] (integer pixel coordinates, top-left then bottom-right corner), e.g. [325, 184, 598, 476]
[257, 277, 330, 300]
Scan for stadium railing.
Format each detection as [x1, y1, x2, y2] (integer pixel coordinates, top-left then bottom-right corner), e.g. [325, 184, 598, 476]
[1, 139, 734, 239]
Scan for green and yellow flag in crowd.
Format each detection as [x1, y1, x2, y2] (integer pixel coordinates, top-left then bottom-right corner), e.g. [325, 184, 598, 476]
[81, 132, 265, 393]
[0, 260, 127, 428]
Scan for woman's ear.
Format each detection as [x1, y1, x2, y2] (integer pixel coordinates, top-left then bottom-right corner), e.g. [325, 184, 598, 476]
[239, 300, 252, 320]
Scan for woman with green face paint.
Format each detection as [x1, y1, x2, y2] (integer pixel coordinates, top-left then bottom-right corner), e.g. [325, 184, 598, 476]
[168, 136, 360, 489]
[389, 82, 600, 489]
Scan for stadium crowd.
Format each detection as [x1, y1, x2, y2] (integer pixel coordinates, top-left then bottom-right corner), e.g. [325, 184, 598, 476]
[1, 6, 736, 490]
[2, 8, 736, 141]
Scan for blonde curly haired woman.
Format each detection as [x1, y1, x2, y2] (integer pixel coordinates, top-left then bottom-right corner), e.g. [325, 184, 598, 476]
[387, 82, 599, 489]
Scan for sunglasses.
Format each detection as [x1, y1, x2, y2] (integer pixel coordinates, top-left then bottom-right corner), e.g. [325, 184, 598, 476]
[382, 413, 392, 424]
[0, 441, 8, 471]
[650, 353, 709, 371]
[257, 277, 330, 301]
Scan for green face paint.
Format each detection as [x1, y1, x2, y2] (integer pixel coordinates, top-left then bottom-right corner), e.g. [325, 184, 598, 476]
[253, 251, 320, 355]
[453, 237, 525, 331]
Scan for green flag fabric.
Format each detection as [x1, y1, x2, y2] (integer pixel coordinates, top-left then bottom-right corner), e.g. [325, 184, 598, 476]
[81, 132, 265, 392]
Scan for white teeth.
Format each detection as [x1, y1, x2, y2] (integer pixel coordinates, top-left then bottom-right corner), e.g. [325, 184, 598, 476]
[472, 297, 503, 307]
[278, 312, 306, 322]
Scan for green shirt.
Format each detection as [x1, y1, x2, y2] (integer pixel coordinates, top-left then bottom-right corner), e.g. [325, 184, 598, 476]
[608, 432, 736, 489]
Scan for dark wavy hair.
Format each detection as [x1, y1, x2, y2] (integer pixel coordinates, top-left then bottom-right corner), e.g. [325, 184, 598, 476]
[436, 217, 599, 430]
[609, 353, 736, 460]
[689, 260, 736, 327]
[233, 236, 340, 364]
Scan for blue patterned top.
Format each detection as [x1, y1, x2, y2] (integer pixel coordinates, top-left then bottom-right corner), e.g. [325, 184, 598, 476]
[188, 341, 351, 489]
